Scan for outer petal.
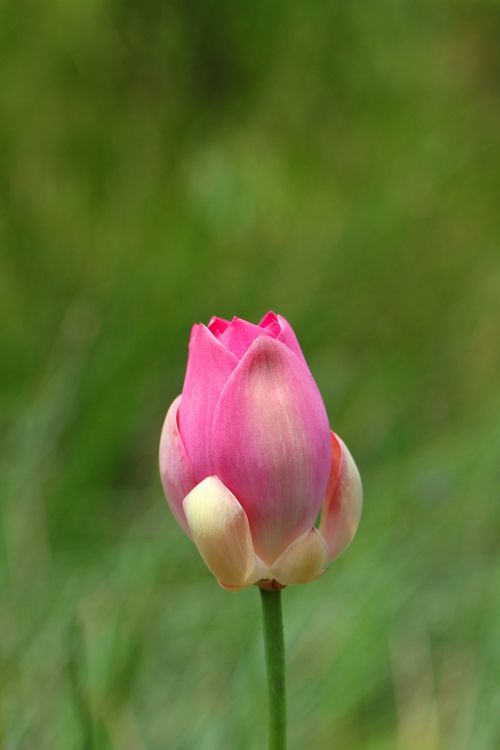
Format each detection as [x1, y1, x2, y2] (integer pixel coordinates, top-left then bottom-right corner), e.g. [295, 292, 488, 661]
[319, 432, 363, 563]
[218, 316, 274, 360]
[178, 324, 238, 481]
[271, 528, 328, 585]
[183, 476, 262, 589]
[211, 336, 331, 564]
[259, 311, 307, 365]
[159, 395, 196, 535]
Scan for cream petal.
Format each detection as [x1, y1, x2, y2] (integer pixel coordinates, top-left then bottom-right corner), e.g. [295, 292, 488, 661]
[183, 476, 261, 589]
[270, 528, 328, 585]
[218, 556, 270, 591]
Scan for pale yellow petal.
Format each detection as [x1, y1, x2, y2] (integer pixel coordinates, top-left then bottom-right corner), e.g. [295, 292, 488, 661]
[271, 528, 328, 585]
[183, 476, 258, 588]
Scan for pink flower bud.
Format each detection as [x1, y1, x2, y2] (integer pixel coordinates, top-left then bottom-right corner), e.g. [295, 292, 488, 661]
[159, 312, 362, 590]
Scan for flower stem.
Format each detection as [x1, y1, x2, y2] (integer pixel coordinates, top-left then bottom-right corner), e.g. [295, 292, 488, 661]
[260, 587, 287, 750]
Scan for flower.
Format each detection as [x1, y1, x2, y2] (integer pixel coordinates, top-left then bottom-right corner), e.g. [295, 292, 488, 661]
[159, 312, 362, 590]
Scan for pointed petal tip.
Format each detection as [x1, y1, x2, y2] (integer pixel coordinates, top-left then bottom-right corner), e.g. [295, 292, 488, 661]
[259, 310, 278, 326]
[258, 311, 283, 340]
[207, 316, 231, 337]
[259, 311, 307, 364]
[218, 317, 276, 360]
[189, 321, 203, 340]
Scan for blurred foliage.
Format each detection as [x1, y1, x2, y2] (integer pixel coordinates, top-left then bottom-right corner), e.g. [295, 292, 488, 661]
[1, 1, 500, 748]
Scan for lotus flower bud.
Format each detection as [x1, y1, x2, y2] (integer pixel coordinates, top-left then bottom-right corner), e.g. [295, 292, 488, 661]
[159, 312, 362, 590]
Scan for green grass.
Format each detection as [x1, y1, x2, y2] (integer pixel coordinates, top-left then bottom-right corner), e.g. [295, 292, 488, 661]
[1, 1, 500, 748]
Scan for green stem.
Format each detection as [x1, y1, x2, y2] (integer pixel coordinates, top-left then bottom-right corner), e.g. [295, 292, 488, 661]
[260, 588, 287, 750]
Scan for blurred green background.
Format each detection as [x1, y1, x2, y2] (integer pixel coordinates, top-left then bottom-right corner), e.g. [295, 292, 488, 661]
[1, 1, 500, 748]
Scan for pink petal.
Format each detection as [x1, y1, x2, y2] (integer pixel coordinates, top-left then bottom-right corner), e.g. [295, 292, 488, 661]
[218, 316, 274, 360]
[183, 476, 264, 589]
[178, 324, 238, 481]
[258, 310, 281, 337]
[211, 336, 332, 563]
[319, 432, 363, 562]
[259, 311, 307, 364]
[159, 395, 196, 535]
[207, 316, 230, 338]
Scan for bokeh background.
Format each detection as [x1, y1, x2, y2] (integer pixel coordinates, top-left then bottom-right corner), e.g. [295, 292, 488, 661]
[1, 1, 500, 748]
